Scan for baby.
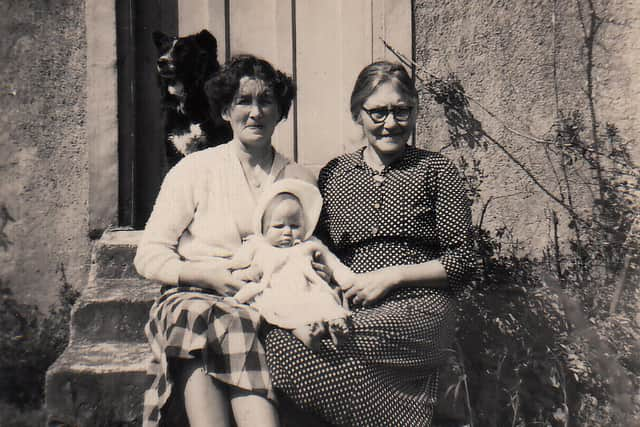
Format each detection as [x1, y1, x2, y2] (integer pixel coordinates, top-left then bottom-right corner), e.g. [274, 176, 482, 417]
[230, 179, 354, 349]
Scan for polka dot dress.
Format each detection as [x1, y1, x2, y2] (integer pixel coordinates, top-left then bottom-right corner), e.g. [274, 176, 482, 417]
[265, 145, 475, 426]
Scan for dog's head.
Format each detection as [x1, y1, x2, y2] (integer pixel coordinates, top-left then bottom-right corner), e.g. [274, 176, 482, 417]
[152, 29, 220, 85]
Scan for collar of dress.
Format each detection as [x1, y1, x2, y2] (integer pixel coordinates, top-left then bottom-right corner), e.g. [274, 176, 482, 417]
[343, 144, 416, 173]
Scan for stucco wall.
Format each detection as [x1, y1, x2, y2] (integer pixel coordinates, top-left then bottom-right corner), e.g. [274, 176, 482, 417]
[414, 0, 639, 253]
[0, 0, 89, 309]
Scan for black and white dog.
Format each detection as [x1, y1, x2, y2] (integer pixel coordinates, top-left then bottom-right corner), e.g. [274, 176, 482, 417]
[152, 29, 232, 168]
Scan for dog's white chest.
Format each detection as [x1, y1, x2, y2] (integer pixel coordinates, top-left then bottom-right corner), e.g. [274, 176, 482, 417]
[167, 82, 187, 113]
[167, 81, 184, 96]
[169, 123, 205, 155]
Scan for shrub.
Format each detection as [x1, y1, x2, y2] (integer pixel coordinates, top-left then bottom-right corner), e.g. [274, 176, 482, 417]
[445, 197, 640, 427]
[400, 50, 640, 426]
[0, 268, 79, 410]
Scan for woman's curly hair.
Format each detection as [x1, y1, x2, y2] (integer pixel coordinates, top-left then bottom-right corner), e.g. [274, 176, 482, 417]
[205, 55, 295, 121]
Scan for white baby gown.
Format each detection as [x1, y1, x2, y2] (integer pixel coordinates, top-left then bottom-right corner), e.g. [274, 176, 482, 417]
[231, 178, 350, 330]
[234, 237, 349, 329]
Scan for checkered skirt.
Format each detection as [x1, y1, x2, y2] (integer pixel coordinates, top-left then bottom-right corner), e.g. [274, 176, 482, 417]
[142, 286, 274, 427]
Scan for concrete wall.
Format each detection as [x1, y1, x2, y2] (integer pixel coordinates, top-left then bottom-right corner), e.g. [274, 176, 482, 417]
[0, 0, 89, 309]
[414, 0, 639, 253]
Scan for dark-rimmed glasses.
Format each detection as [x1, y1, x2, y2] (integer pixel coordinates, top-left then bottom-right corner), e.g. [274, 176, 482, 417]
[362, 106, 414, 124]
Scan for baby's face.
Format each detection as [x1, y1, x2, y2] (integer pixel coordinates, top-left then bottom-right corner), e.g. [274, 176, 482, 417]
[262, 195, 306, 248]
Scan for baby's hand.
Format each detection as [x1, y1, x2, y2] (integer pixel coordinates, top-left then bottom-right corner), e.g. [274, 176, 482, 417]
[233, 282, 267, 304]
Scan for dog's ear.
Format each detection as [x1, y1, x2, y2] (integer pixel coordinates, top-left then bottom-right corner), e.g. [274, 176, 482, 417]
[152, 31, 172, 49]
[195, 30, 218, 54]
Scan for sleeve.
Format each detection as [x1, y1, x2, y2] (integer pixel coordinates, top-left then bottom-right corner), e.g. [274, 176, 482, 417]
[133, 160, 198, 285]
[435, 159, 476, 293]
[313, 163, 332, 247]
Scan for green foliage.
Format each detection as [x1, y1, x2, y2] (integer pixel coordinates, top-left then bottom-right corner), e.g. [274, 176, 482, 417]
[0, 266, 79, 409]
[446, 106, 639, 426]
[413, 55, 640, 426]
[456, 225, 639, 426]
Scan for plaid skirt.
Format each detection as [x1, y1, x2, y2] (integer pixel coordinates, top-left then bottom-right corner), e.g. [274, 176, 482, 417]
[142, 286, 275, 427]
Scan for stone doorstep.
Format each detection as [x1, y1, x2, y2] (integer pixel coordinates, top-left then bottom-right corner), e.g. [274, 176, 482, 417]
[45, 341, 150, 427]
[93, 230, 143, 280]
[71, 277, 161, 344]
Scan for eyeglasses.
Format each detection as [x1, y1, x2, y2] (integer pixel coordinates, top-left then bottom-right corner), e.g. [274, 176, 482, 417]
[362, 106, 414, 124]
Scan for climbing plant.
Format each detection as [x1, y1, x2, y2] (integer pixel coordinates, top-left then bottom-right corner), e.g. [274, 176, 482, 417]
[384, 1, 639, 424]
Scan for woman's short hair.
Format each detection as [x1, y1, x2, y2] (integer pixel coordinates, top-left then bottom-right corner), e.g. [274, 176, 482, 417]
[205, 55, 295, 121]
[349, 61, 418, 122]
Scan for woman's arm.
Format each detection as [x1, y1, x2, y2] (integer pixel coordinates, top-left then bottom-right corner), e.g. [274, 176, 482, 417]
[178, 260, 246, 296]
[133, 159, 246, 295]
[342, 261, 448, 304]
[305, 237, 354, 286]
[133, 160, 196, 284]
[431, 158, 475, 292]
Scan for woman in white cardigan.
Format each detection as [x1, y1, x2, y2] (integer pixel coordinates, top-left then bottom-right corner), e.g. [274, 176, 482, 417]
[134, 55, 315, 427]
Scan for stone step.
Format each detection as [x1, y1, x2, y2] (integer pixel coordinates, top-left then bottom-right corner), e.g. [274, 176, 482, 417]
[69, 229, 159, 344]
[45, 343, 334, 427]
[45, 341, 150, 427]
[71, 277, 161, 344]
[93, 229, 143, 280]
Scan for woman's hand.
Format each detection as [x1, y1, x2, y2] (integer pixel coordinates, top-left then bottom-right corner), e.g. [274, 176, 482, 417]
[179, 261, 247, 297]
[342, 267, 400, 306]
[231, 264, 263, 284]
[311, 249, 333, 283]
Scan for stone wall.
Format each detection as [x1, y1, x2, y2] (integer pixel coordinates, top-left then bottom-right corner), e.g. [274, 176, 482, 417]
[0, 0, 89, 309]
[414, 0, 639, 253]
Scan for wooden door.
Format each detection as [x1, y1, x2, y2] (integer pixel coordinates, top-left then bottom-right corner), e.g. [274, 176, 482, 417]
[119, 0, 413, 227]
[117, 0, 178, 228]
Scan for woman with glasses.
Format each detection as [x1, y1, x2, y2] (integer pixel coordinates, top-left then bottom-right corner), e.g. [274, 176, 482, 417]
[265, 61, 475, 426]
[134, 55, 319, 427]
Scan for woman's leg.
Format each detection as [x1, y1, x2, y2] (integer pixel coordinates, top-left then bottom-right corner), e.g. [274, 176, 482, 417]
[177, 358, 231, 427]
[230, 389, 280, 427]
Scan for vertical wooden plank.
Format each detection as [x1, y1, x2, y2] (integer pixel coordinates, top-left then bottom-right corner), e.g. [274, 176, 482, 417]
[272, 0, 295, 159]
[208, 0, 228, 62]
[295, 0, 373, 172]
[372, 0, 386, 60]
[228, 0, 294, 160]
[229, 0, 273, 58]
[294, 0, 340, 170]
[339, 0, 374, 154]
[178, 0, 227, 59]
[87, 0, 119, 235]
[116, 0, 136, 226]
[133, 0, 178, 228]
[178, 0, 207, 35]
[373, 0, 413, 64]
